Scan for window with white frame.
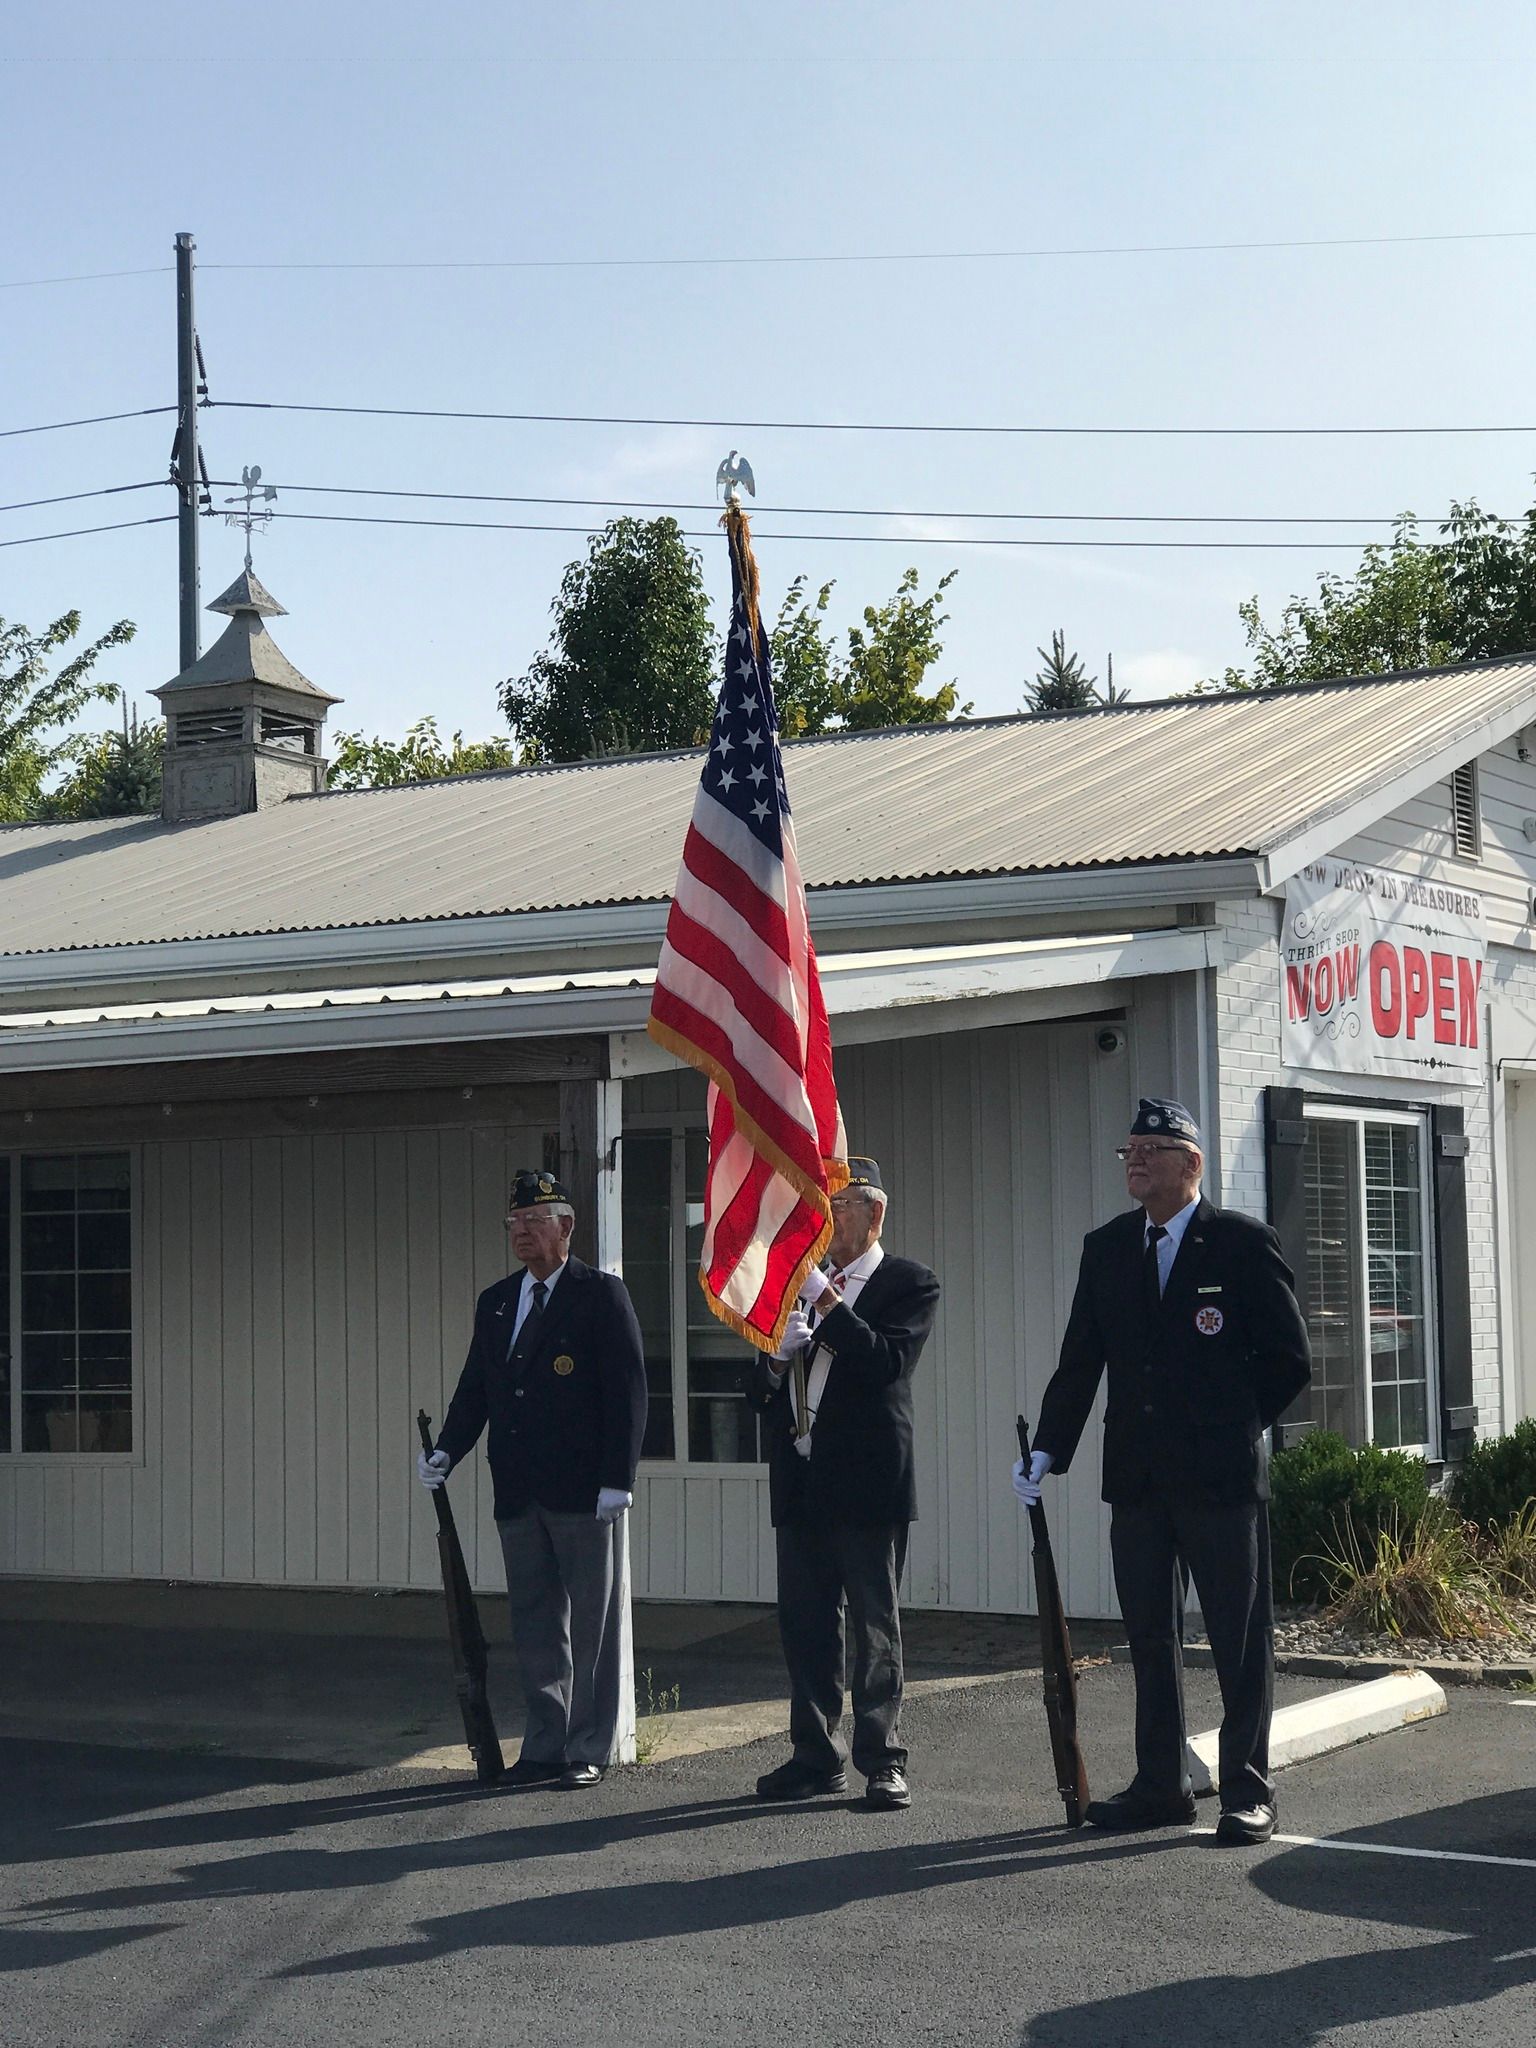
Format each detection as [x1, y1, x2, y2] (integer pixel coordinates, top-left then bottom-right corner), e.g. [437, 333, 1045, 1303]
[621, 1123, 763, 1465]
[3, 1153, 134, 1455]
[1297, 1106, 1436, 1453]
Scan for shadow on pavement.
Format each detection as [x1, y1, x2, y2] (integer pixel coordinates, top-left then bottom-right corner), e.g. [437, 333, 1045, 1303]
[1022, 1792, 1536, 2045]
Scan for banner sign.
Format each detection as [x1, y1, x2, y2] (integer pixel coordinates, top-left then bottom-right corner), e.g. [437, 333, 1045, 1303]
[1281, 859, 1486, 1081]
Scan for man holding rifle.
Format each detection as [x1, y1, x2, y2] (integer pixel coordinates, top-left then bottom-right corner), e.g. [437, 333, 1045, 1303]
[418, 1171, 647, 1790]
[1013, 1099, 1310, 1845]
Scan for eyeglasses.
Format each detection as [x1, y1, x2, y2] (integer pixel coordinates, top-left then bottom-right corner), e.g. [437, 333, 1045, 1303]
[1115, 1142, 1197, 1162]
[829, 1193, 873, 1212]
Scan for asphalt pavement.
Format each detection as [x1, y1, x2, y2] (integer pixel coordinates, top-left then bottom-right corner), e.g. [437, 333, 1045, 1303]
[6, 1662, 1533, 2047]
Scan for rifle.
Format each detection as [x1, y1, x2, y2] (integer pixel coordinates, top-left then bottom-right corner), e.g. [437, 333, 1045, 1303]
[1017, 1415, 1089, 1827]
[417, 1410, 505, 1786]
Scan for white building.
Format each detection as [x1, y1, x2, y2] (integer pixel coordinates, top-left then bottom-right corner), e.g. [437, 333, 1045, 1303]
[4, 581, 1536, 1619]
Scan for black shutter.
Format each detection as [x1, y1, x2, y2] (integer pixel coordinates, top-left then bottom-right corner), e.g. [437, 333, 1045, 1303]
[1430, 1103, 1478, 1445]
[1265, 1086, 1313, 1446]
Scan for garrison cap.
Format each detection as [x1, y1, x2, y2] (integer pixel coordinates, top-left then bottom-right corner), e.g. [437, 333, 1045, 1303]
[1130, 1098, 1202, 1146]
[843, 1156, 884, 1193]
[508, 1168, 572, 1210]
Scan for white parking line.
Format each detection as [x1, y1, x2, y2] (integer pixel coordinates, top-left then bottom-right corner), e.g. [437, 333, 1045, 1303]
[1193, 1829, 1536, 1870]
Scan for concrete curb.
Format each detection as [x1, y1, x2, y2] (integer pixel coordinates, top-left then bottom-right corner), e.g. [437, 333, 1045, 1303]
[1184, 1670, 1448, 1796]
[1111, 1641, 1536, 1689]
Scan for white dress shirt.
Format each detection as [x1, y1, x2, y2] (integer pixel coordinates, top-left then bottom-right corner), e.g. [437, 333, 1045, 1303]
[791, 1241, 884, 1456]
[509, 1258, 567, 1349]
[1145, 1192, 1201, 1296]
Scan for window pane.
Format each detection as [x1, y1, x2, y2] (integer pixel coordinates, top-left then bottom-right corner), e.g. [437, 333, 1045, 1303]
[0, 1163, 10, 1453]
[23, 1394, 77, 1452]
[683, 1131, 762, 1463]
[1294, 1120, 1367, 1445]
[16, 1152, 133, 1453]
[621, 1133, 675, 1460]
[1362, 1121, 1430, 1449]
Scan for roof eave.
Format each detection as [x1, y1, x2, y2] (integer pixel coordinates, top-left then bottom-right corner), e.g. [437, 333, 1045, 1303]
[0, 856, 1264, 1003]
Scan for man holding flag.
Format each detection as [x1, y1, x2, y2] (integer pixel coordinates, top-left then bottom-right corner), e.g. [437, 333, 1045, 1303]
[648, 491, 939, 1813]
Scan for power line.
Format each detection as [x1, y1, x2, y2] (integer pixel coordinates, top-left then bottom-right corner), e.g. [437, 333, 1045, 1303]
[0, 267, 173, 291]
[6, 226, 1536, 292]
[203, 476, 1456, 528]
[216, 507, 1379, 551]
[0, 405, 176, 441]
[0, 515, 176, 550]
[215, 397, 1536, 439]
[0, 480, 166, 516]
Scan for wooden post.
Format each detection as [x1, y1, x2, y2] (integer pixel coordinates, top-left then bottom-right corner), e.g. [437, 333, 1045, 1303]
[588, 1074, 636, 1764]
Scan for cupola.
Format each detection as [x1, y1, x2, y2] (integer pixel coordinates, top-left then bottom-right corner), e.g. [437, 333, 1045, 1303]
[152, 568, 340, 822]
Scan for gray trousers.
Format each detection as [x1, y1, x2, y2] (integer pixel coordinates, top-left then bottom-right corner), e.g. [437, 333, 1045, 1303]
[775, 1520, 909, 1777]
[497, 1505, 621, 1767]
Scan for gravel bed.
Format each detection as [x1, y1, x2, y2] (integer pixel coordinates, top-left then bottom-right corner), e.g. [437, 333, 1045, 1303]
[1269, 1599, 1536, 1668]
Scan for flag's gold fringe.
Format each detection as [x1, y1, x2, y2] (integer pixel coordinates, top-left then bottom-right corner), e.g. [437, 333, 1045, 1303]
[646, 1012, 845, 1353]
[721, 499, 763, 653]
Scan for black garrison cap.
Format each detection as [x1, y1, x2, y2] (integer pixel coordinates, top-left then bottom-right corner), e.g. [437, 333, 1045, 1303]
[843, 1157, 884, 1192]
[508, 1168, 572, 1210]
[1129, 1098, 1202, 1146]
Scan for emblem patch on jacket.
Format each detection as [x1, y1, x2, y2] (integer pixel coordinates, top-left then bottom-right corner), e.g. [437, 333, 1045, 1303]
[1194, 1306, 1224, 1336]
[552, 1354, 575, 1376]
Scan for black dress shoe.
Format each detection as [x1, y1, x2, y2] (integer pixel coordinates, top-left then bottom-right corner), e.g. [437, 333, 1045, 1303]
[1215, 1802, 1276, 1845]
[559, 1763, 607, 1789]
[504, 1757, 565, 1787]
[1083, 1786, 1197, 1832]
[864, 1767, 911, 1810]
[755, 1759, 849, 1801]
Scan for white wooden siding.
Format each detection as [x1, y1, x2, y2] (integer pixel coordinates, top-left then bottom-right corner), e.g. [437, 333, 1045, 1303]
[0, 1122, 546, 1596]
[1335, 733, 1536, 945]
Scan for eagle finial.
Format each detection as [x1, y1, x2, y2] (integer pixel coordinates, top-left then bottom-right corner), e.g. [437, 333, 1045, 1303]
[715, 449, 756, 504]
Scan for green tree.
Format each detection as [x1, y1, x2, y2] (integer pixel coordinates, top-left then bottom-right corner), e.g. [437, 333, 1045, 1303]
[0, 611, 135, 821]
[30, 706, 162, 820]
[1025, 629, 1100, 713]
[841, 567, 967, 729]
[770, 576, 842, 738]
[1198, 495, 1536, 693]
[327, 717, 519, 790]
[499, 517, 719, 760]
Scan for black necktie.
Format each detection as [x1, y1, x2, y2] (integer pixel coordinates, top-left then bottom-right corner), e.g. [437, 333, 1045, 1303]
[1143, 1225, 1167, 1313]
[527, 1278, 548, 1329]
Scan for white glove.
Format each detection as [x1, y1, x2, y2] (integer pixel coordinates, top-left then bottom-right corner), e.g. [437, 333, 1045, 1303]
[799, 1265, 833, 1307]
[1011, 1450, 1052, 1507]
[596, 1487, 632, 1524]
[417, 1448, 451, 1490]
[775, 1307, 814, 1359]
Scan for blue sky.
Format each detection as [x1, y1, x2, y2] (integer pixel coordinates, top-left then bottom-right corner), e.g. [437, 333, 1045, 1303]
[6, 2, 1536, 745]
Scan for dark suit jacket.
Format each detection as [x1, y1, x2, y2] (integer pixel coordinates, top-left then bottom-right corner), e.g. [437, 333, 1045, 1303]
[436, 1256, 647, 1519]
[747, 1252, 941, 1528]
[1034, 1198, 1311, 1507]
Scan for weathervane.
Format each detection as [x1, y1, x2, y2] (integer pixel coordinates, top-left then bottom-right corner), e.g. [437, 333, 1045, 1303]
[223, 463, 277, 571]
[715, 449, 756, 505]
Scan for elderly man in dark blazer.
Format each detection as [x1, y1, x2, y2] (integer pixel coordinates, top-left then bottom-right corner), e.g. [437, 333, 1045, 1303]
[419, 1170, 647, 1789]
[748, 1158, 941, 1812]
[1014, 1098, 1310, 1845]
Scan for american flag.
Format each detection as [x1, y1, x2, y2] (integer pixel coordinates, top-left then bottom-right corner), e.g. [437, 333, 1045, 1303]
[648, 504, 848, 1352]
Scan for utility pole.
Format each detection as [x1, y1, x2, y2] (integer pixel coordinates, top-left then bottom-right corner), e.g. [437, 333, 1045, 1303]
[174, 231, 201, 671]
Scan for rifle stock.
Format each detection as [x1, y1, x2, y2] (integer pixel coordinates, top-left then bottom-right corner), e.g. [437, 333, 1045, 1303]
[1017, 1415, 1090, 1827]
[417, 1410, 505, 1785]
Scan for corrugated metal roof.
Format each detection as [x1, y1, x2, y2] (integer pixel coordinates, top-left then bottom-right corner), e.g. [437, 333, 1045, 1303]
[4, 655, 1534, 959]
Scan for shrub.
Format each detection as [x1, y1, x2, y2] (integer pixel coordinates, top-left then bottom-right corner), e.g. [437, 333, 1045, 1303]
[1270, 1430, 1432, 1603]
[1446, 1418, 1536, 1531]
[1482, 1501, 1536, 1603]
[1319, 1500, 1507, 1642]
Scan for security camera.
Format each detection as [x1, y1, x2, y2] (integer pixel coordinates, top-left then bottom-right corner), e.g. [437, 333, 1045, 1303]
[1095, 1026, 1126, 1056]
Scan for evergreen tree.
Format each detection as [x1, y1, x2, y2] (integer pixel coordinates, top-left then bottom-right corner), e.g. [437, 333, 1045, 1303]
[1025, 630, 1099, 713]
